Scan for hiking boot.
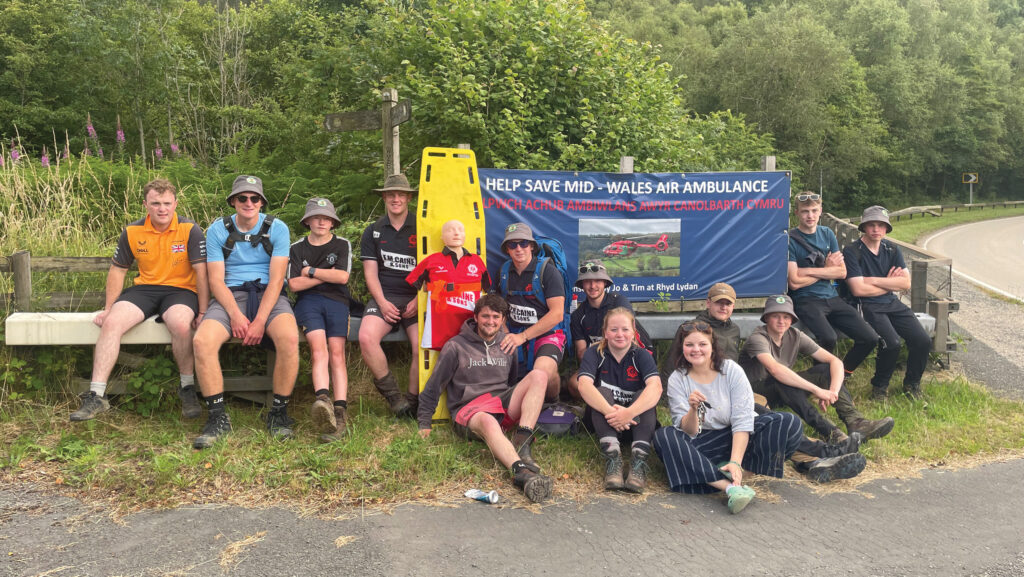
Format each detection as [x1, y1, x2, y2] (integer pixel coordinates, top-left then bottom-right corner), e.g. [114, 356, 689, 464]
[373, 374, 411, 416]
[178, 386, 202, 419]
[266, 408, 294, 440]
[512, 428, 539, 472]
[804, 453, 867, 483]
[846, 416, 895, 440]
[601, 446, 625, 491]
[311, 394, 336, 434]
[903, 383, 924, 400]
[513, 467, 554, 503]
[726, 485, 756, 514]
[70, 391, 110, 422]
[319, 406, 348, 443]
[870, 386, 889, 401]
[193, 412, 232, 449]
[624, 450, 650, 494]
[403, 393, 419, 418]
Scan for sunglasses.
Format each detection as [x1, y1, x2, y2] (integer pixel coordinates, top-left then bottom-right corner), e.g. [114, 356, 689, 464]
[234, 194, 262, 205]
[505, 240, 532, 250]
[795, 193, 821, 202]
[579, 263, 606, 274]
[680, 321, 712, 333]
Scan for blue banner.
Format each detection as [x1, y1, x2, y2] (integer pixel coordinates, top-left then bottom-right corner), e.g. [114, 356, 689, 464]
[479, 169, 791, 302]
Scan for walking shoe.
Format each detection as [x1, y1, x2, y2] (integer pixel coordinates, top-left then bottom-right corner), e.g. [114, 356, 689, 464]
[372, 374, 411, 416]
[403, 393, 419, 418]
[804, 452, 867, 483]
[512, 467, 554, 503]
[178, 386, 202, 419]
[70, 391, 110, 421]
[826, 429, 850, 446]
[846, 416, 895, 440]
[193, 412, 232, 449]
[266, 408, 294, 440]
[726, 485, 756, 514]
[602, 447, 624, 491]
[319, 406, 348, 443]
[870, 386, 889, 401]
[512, 428, 539, 472]
[311, 394, 336, 434]
[903, 383, 924, 400]
[623, 450, 649, 494]
[822, 431, 864, 457]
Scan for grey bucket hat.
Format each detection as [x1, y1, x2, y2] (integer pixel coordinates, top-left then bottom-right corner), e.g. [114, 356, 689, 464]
[373, 173, 417, 194]
[761, 294, 799, 323]
[858, 205, 893, 233]
[228, 175, 268, 206]
[501, 222, 536, 251]
[575, 259, 613, 289]
[301, 197, 341, 228]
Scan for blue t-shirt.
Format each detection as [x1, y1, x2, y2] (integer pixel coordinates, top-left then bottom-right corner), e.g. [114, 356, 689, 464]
[788, 226, 840, 301]
[842, 238, 906, 305]
[206, 214, 291, 287]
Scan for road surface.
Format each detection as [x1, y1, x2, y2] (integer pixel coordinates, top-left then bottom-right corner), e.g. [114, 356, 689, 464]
[924, 214, 1024, 301]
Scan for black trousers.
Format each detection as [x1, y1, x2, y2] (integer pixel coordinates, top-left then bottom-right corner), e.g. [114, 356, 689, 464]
[794, 296, 878, 372]
[587, 386, 657, 450]
[753, 364, 861, 440]
[861, 300, 932, 390]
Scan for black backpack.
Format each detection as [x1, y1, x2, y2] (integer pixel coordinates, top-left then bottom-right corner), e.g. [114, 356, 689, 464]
[221, 215, 277, 260]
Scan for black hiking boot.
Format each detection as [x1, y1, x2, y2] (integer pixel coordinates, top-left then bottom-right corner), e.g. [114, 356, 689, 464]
[804, 453, 867, 483]
[179, 385, 202, 419]
[511, 427, 539, 472]
[266, 408, 295, 440]
[193, 412, 232, 449]
[512, 466, 553, 503]
[70, 391, 110, 422]
[822, 431, 864, 458]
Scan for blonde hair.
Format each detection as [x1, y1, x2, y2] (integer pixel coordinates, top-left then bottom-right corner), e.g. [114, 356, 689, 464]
[596, 307, 641, 354]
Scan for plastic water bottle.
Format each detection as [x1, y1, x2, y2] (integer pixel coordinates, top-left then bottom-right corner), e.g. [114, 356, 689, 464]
[569, 294, 579, 313]
[464, 488, 499, 504]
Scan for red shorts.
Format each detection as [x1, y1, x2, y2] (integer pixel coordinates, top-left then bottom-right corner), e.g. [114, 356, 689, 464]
[453, 388, 518, 433]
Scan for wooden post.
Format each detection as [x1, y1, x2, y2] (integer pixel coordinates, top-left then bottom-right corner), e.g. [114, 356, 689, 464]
[619, 156, 634, 173]
[761, 156, 776, 171]
[928, 300, 952, 354]
[11, 251, 32, 312]
[910, 260, 929, 313]
[382, 89, 400, 175]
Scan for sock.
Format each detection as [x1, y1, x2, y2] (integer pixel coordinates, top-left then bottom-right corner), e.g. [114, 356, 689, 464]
[90, 382, 107, 397]
[631, 441, 651, 456]
[334, 400, 348, 409]
[510, 460, 529, 475]
[599, 437, 620, 453]
[314, 388, 330, 399]
[726, 484, 741, 495]
[206, 393, 225, 415]
[180, 374, 195, 389]
[271, 394, 290, 411]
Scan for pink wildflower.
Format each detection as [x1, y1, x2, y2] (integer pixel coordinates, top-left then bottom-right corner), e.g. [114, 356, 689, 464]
[41, 147, 50, 167]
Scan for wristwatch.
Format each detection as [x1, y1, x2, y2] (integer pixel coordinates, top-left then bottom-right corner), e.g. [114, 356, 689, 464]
[307, 267, 316, 278]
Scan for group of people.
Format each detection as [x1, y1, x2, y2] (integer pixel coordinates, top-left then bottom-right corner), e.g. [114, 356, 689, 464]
[70, 176, 928, 511]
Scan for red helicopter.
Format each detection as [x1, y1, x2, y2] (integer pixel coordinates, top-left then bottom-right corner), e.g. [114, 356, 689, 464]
[602, 234, 669, 257]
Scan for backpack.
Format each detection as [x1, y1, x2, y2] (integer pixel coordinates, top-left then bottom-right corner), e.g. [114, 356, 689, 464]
[788, 228, 826, 268]
[221, 215, 277, 260]
[498, 235, 573, 370]
[535, 402, 581, 436]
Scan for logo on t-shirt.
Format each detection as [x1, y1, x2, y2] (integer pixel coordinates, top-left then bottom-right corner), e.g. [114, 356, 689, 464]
[509, 303, 539, 325]
[171, 243, 185, 253]
[626, 366, 639, 379]
[326, 252, 338, 265]
[380, 250, 416, 272]
[468, 264, 479, 275]
[408, 235, 416, 246]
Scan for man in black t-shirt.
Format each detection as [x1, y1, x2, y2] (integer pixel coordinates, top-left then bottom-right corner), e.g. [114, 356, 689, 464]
[357, 173, 419, 416]
[843, 206, 931, 400]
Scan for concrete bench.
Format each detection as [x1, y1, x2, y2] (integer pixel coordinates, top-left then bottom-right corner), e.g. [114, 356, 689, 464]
[636, 312, 936, 341]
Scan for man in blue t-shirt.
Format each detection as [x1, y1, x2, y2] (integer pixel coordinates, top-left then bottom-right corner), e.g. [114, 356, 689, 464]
[843, 206, 932, 400]
[787, 192, 878, 378]
[192, 175, 300, 449]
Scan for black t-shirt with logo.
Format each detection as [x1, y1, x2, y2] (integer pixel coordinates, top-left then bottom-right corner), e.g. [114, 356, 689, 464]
[501, 257, 565, 334]
[288, 235, 353, 305]
[359, 212, 418, 300]
[577, 345, 659, 405]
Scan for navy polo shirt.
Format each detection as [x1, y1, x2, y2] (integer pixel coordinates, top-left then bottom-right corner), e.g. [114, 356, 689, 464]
[359, 212, 418, 300]
[577, 345, 659, 405]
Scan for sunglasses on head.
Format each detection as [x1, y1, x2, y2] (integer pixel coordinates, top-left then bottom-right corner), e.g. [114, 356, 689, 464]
[505, 240, 531, 250]
[795, 193, 821, 202]
[579, 263, 606, 274]
[234, 194, 262, 205]
[680, 321, 712, 333]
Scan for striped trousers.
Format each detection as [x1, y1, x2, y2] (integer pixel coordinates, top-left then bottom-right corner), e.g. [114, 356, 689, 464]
[653, 412, 803, 494]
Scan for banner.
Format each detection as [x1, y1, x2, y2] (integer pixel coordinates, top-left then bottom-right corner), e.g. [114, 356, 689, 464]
[479, 169, 791, 301]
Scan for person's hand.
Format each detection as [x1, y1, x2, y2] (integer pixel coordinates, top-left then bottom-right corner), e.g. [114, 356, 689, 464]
[418, 428, 431, 439]
[605, 405, 637, 431]
[402, 297, 418, 319]
[818, 397, 829, 412]
[229, 312, 250, 340]
[687, 390, 708, 411]
[243, 316, 266, 346]
[888, 266, 907, 278]
[93, 310, 109, 327]
[500, 332, 527, 354]
[826, 251, 845, 266]
[380, 299, 401, 324]
[192, 311, 205, 330]
[812, 387, 838, 406]
[721, 462, 744, 486]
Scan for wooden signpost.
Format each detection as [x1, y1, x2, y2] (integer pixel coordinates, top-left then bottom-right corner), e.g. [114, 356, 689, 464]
[324, 88, 411, 176]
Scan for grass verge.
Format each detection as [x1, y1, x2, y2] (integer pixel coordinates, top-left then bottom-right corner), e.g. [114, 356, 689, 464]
[886, 204, 1024, 244]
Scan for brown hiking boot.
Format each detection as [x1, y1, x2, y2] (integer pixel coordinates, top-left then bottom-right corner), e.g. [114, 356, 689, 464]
[511, 427, 539, 472]
[512, 466, 553, 503]
[403, 393, 419, 419]
[319, 406, 348, 443]
[310, 394, 336, 434]
[623, 449, 650, 494]
[373, 373, 411, 416]
[847, 416, 895, 440]
[601, 446, 624, 491]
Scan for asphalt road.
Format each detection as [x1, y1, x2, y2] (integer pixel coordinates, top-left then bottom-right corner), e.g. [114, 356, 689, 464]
[923, 214, 1024, 301]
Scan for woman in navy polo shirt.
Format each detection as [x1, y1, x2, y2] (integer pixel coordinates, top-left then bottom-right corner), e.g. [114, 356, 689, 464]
[576, 307, 662, 493]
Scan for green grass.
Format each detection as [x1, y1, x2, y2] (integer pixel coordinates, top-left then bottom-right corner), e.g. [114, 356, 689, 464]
[886, 204, 1024, 244]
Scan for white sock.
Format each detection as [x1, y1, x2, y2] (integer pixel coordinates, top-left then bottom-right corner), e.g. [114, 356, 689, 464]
[90, 382, 107, 397]
[180, 374, 195, 389]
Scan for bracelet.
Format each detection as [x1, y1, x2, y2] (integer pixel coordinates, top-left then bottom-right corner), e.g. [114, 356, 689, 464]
[726, 461, 741, 467]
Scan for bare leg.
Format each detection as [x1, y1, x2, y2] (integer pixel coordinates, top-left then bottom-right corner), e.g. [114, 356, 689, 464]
[161, 304, 197, 376]
[533, 356, 561, 400]
[506, 369, 547, 427]
[305, 329, 330, 392]
[90, 301, 146, 383]
[265, 314, 299, 396]
[469, 412, 519, 468]
[193, 320, 230, 396]
[358, 316, 394, 379]
[327, 336, 348, 401]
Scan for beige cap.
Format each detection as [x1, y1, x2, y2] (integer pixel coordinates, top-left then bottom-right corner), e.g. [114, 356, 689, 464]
[707, 282, 736, 303]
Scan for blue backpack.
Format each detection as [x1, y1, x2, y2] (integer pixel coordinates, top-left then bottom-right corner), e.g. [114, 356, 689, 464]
[498, 235, 573, 370]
